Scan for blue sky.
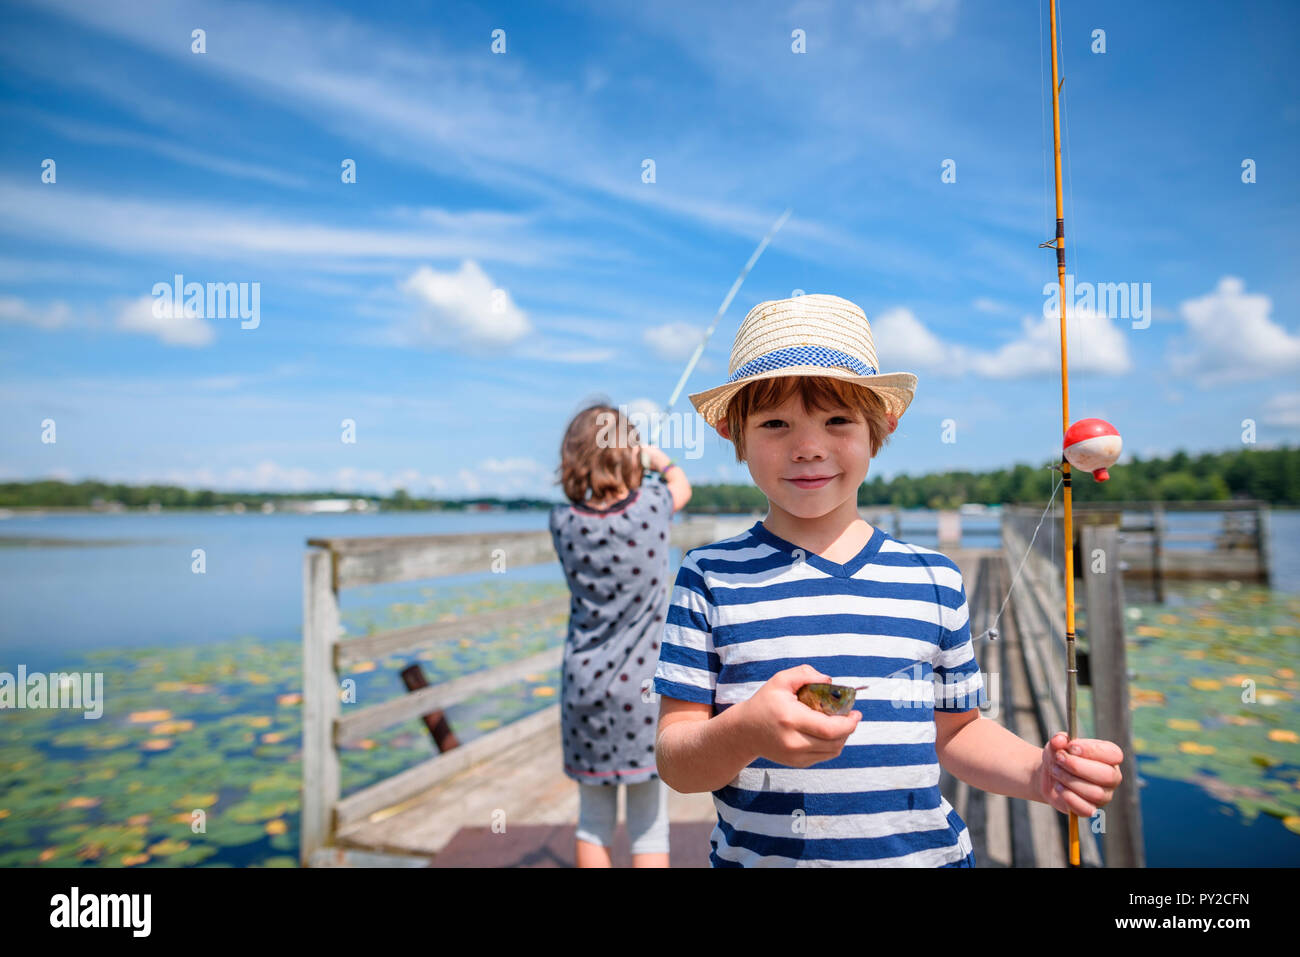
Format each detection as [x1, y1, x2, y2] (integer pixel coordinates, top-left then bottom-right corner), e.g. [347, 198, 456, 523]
[1, 0, 1297, 500]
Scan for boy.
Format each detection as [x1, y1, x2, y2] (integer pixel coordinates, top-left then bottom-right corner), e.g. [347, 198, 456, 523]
[652, 293, 1124, 867]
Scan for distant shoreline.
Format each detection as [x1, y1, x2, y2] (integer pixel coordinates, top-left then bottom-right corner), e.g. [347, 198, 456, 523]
[0, 504, 557, 517]
[0, 504, 1293, 519]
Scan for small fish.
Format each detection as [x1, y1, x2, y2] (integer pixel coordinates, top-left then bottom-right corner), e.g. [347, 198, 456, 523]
[795, 629, 1000, 716]
[795, 683, 858, 716]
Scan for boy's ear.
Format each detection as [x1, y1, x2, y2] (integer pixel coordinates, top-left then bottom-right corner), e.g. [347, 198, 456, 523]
[886, 413, 898, 434]
[716, 417, 731, 440]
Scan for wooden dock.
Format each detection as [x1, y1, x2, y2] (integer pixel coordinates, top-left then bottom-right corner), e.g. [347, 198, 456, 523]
[300, 508, 1160, 868]
[301, 517, 745, 868]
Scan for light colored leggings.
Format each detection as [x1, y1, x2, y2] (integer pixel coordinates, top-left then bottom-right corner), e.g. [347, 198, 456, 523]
[575, 777, 670, 855]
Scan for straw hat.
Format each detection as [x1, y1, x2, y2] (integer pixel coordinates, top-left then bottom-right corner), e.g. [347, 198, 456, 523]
[688, 293, 918, 430]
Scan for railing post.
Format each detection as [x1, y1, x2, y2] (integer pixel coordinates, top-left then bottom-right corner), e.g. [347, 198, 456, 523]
[301, 548, 342, 866]
[1080, 523, 1145, 867]
[937, 509, 961, 551]
[1151, 502, 1165, 603]
[1255, 502, 1271, 586]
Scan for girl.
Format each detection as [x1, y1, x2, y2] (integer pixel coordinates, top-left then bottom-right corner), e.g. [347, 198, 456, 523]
[548, 402, 692, 867]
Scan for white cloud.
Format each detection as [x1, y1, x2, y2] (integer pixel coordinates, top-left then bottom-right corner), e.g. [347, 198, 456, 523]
[0, 258, 124, 285]
[481, 457, 547, 474]
[871, 307, 966, 376]
[871, 303, 1131, 379]
[23, 108, 309, 189]
[148, 462, 482, 496]
[0, 296, 72, 329]
[972, 297, 1014, 316]
[617, 398, 671, 446]
[9, 0, 959, 266]
[969, 307, 1132, 379]
[398, 261, 532, 348]
[1171, 277, 1300, 385]
[1262, 392, 1300, 428]
[12, 0, 769, 247]
[457, 469, 483, 494]
[0, 180, 607, 268]
[116, 294, 214, 347]
[643, 322, 701, 362]
[475, 457, 564, 497]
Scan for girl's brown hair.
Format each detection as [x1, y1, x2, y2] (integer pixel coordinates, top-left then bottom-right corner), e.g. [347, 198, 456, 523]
[556, 402, 644, 505]
[722, 376, 894, 463]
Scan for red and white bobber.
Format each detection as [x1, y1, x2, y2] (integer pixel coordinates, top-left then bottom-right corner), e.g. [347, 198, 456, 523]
[1063, 418, 1122, 482]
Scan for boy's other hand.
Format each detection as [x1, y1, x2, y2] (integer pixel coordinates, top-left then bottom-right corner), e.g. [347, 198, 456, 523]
[1034, 731, 1124, 818]
[739, 665, 861, 768]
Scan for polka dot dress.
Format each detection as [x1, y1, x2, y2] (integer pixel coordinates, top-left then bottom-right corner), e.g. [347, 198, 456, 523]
[548, 474, 673, 786]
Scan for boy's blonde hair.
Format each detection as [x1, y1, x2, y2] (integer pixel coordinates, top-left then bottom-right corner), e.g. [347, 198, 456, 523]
[556, 402, 644, 505]
[722, 375, 894, 463]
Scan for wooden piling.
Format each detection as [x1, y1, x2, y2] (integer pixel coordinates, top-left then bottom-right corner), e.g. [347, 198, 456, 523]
[1151, 501, 1165, 603]
[1256, 503, 1271, 586]
[400, 664, 460, 752]
[301, 549, 342, 867]
[1079, 523, 1145, 867]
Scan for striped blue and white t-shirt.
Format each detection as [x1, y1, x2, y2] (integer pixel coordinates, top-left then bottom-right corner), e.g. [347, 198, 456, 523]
[653, 520, 986, 867]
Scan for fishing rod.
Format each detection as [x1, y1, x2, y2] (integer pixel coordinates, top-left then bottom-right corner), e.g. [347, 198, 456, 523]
[1038, 0, 1123, 868]
[637, 207, 791, 458]
[664, 207, 793, 413]
[1041, 0, 1085, 868]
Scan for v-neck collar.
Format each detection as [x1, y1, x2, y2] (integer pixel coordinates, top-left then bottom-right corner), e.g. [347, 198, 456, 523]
[749, 520, 886, 579]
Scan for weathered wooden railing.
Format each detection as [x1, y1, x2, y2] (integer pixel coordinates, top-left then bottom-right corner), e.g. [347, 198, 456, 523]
[1073, 500, 1270, 592]
[1001, 505, 1142, 866]
[299, 515, 748, 866]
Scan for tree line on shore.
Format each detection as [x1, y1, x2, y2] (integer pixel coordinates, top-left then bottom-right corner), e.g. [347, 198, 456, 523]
[1, 444, 1295, 511]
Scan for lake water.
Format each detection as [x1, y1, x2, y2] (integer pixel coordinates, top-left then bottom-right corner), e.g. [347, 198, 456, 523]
[0, 508, 1293, 667]
[1, 505, 1295, 868]
[0, 508, 994, 665]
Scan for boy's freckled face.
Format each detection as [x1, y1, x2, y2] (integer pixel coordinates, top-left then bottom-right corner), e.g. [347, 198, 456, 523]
[728, 394, 873, 518]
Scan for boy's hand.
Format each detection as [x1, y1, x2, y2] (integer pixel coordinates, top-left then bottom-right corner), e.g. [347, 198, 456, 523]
[1034, 731, 1124, 818]
[738, 665, 861, 768]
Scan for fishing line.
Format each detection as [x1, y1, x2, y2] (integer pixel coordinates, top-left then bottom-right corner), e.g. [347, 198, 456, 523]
[851, 468, 1065, 691]
[1059, 0, 1081, 290]
[1039, 0, 1051, 242]
[983, 468, 1065, 642]
[1050, 0, 1096, 429]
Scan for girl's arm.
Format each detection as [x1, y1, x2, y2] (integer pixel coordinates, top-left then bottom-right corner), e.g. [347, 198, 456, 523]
[642, 445, 691, 512]
[662, 465, 691, 512]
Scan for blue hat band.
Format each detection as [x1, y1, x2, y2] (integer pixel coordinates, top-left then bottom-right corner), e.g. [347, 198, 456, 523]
[727, 345, 877, 384]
